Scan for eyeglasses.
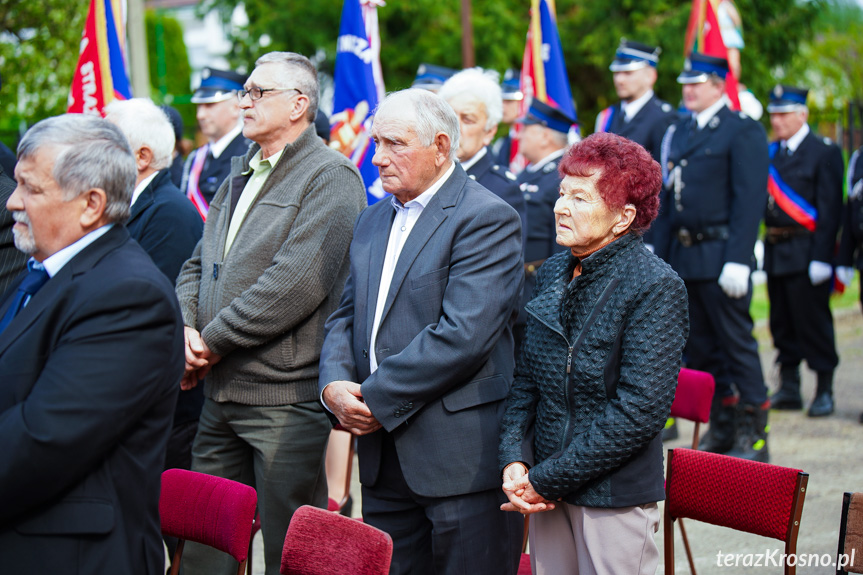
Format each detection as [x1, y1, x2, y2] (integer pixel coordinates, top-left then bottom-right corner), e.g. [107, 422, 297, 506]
[237, 87, 302, 102]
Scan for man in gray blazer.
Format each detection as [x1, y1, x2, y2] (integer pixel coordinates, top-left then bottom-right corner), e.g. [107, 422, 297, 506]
[320, 88, 524, 575]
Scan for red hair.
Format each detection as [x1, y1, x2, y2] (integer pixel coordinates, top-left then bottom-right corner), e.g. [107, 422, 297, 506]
[559, 132, 662, 232]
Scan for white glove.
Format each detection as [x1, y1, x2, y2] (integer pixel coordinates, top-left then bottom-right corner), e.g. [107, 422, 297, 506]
[836, 266, 855, 287]
[808, 261, 833, 286]
[718, 262, 751, 298]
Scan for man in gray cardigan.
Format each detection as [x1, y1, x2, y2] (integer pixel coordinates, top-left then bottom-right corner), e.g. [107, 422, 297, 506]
[175, 52, 366, 575]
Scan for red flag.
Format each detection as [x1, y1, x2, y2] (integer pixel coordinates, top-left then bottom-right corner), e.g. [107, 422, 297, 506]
[67, 0, 132, 116]
[684, 0, 741, 110]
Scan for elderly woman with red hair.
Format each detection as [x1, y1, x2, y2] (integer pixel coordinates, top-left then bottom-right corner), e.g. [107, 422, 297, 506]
[499, 132, 689, 575]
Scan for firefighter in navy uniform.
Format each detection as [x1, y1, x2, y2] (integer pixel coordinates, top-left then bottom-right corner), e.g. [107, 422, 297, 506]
[514, 100, 575, 353]
[595, 39, 678, 164]
[597, 39, 683, 441]
[764, 85, 843, 418]
[181, 67, 251, 220]
[654, 53, 770, 461]
[438, 68, 525, 226]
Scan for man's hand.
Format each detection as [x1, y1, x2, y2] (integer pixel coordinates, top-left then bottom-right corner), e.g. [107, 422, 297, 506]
[500, 462, 555, 515]
[181, 326, 220, 390]
[322, 380, 382, 435]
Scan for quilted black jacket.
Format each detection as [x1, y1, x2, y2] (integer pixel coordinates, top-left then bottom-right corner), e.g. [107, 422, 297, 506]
[499, 232, 689, 507]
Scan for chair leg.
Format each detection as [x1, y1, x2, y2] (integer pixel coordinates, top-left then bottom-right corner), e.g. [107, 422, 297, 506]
[169, 539, 185, 575]
[679, 518, 697, 575]
[237, 560, 247, 575]
[664, 514, 675, 574]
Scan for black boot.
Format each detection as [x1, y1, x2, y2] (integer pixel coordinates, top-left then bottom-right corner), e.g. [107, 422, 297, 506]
[698, 397, 737, 454]
[726, 403, 770, 463]
[807, 370, 835, 417]
[771, 364, 802, 410]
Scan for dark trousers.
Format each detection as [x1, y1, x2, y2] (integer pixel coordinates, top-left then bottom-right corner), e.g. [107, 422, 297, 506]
[362, 433, 522, 575]
[684, 279, 767, 405]
[767, 272, 838, 372]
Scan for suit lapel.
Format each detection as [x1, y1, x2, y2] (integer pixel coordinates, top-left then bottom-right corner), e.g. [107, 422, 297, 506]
[683, 106, 726, 156]
[376, 166, 464, 329]
[0, 226, 129, 357]
[365, 203, 395, 342]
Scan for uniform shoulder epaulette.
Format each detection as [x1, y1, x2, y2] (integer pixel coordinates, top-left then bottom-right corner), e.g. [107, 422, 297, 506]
[823, 136, 833, 145]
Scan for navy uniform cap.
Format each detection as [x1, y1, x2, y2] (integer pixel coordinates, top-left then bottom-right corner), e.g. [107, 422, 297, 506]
[517, 99, 576, 134]
[411, 63, 457, 92]
[767, 84, 808, 113]
[192, 67, 247, 104]
[609, 39, 661, 72]
[501, 68, 523, 101]
[677, 52, 729, 84]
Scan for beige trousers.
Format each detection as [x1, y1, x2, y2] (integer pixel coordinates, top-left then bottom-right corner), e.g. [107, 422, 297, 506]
[529, 501, 660, 575]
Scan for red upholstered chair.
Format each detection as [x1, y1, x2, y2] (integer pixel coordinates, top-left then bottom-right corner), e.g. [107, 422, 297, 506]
[664, 448, 808, 575]
[838, 492, 863, 574]
[668, 367, 715, 573]
[671, 368, 715, 451]
[160, 469, 258, 575]
[280, 504, 393, 575]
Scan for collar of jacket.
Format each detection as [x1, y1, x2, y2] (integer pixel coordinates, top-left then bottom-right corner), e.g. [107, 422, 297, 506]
[233, 123, 320, 176]
[526, 232, 640, 331]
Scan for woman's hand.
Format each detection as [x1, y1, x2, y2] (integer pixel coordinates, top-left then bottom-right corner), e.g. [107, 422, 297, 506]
[500, 463, 556, 515]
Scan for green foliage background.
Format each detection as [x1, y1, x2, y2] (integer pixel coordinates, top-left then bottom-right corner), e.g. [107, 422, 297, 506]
[199, 0, 825, 131]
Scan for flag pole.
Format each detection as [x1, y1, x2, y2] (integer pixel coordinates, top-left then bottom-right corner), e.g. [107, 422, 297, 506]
[460, 0, 475, 68]
[127, 0, 150, 97]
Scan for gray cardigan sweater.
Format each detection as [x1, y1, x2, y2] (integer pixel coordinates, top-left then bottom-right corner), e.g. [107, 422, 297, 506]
[176, 124, 366, 406]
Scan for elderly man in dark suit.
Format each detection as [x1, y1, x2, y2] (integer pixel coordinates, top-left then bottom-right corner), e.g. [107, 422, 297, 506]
[0, 114, 184, 574]
[437, 67, 525, 226]
[320, 88, 525, 575]
[654, 53, 770, 462]
[105, 98, 205, 475]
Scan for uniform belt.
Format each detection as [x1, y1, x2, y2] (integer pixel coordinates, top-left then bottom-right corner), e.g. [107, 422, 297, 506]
[765, 226, 809, 244]
[676, 225, 730, 248]
[524, 259, 546, 276]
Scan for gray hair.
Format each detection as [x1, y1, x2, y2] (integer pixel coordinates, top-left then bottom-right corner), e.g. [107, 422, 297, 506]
[255, 51, 318, 122]
[17, 114, 136, 224]
[375, 89, 460, 162]
[104, 98, 175, 171]
[438, 67, 503, 130]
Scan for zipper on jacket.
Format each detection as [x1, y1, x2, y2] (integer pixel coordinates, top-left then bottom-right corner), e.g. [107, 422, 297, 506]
[566, 346, 573, 374]
[213, 262, 220, 280]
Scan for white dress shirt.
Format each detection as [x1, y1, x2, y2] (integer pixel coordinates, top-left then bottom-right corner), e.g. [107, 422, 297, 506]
[621, 89, 654, 122]
[369, 161, 456, 372]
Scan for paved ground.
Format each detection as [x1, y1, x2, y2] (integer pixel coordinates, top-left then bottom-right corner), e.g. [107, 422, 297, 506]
[249, 305, 863, 574]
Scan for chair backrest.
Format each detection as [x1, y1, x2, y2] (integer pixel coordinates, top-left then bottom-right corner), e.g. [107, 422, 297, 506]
[160, 469, 258, 563]
[281, 505, 393, 575]
[665, 448, 807, 541]
[838, 492, 863, 574]
[670, 368, 715, 425]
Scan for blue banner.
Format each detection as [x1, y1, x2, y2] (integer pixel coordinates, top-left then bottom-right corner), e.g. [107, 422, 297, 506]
[331, 0, 384, 205]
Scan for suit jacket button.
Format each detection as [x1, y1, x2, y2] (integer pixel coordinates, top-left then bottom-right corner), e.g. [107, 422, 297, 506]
[362, 349, 368, 358]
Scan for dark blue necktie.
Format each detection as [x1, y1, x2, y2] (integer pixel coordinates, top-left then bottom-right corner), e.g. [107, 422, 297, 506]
[0, 265, 50, 334]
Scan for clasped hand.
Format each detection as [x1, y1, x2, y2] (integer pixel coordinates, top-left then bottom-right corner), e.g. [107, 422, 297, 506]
[322, 380, 382, 435]
[500, 463, 556, 515]
[181, 326, 221, 390]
